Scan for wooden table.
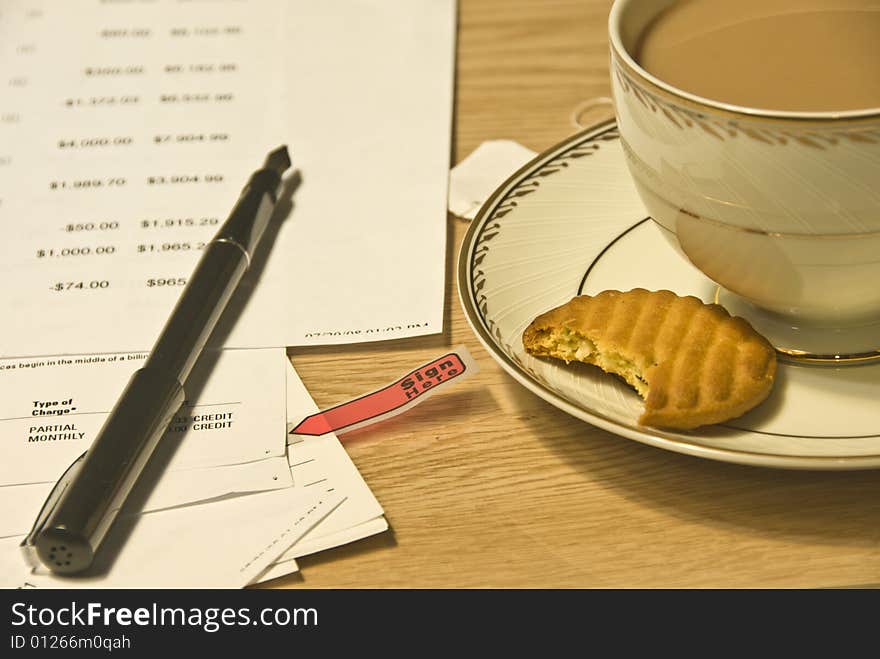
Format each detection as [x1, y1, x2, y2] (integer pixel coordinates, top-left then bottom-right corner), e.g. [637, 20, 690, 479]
[275, 0, 880, 588]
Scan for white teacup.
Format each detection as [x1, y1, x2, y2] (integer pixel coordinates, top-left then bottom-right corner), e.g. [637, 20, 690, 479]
[608, 0, 880, 360]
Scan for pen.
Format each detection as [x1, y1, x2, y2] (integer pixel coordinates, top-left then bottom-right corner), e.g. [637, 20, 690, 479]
[22, 146, 292, 574]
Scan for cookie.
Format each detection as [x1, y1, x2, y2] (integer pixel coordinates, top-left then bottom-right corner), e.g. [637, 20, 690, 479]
[522, 289, 777, 430]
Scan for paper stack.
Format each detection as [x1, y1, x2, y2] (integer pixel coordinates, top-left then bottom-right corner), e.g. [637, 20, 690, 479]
[0, 0, 456, 586]
[0, 350, 384, 587]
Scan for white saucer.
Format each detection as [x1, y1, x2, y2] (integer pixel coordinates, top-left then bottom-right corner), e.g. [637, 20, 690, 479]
[458, 120, 880, 470]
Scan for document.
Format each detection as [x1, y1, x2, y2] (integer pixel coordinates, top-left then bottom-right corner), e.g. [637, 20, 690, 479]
[0, 0, 455, 357]
[0, 0, 283, 356]
[256, 517, 388, 585]
[249, 359, 388, 584]
[277, 361, 385, 561]
[248, 362, 388, 583]
[0, 348, 288, 486]
[0, 458, 293, 540]
[0, 352, 384, 586]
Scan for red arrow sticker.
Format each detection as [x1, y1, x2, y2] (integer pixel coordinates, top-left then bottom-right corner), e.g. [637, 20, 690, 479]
[289, 346, 478, 437]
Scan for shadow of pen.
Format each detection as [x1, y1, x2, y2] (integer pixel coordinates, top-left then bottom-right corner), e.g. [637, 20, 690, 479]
[58, 169, 304, 580]
[61, 349, 222, 579]
[208, 168, 303, 348]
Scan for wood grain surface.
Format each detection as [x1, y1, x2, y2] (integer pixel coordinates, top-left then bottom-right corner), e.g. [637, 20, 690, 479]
[269, 0, 880, 588]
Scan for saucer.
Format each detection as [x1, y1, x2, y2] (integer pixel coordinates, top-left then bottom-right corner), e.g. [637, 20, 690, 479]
[458, 119, 880, 470]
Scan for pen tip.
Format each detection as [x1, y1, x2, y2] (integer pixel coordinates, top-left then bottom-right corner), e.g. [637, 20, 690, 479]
[264, 145, 292, 176]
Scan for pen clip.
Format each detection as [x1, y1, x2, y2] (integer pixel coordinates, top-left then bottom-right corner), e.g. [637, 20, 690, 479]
[20, 451, 87, 569]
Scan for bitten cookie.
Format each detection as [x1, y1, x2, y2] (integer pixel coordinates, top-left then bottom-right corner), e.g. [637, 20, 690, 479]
[522, 289, 777, 430]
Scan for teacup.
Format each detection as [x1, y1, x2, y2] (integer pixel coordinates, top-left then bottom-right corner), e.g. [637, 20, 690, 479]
[608, 0, 880, 360]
